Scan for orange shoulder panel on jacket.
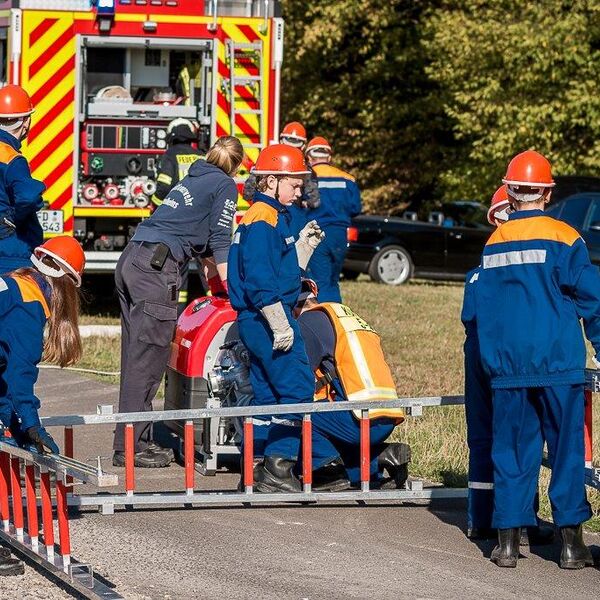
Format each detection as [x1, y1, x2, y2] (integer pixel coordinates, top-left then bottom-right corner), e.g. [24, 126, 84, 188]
[313, 164, 355, 182]
[0, 142, 21, 164]
[487, 216, 580, 247]
[240, 201, 278, 227]
[10, 274, 50, 318]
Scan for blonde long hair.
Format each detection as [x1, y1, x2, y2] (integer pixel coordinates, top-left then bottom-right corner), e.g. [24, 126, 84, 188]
[12, 267, 82, 367]
[205, 136, 244, 176]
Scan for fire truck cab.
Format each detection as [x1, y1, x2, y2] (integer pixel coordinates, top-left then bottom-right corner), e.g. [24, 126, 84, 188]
[0, 0, 283, 271]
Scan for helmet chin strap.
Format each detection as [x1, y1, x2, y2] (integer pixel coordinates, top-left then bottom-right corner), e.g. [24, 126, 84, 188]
[30, 254, 65, 280]
[275, 177, 280, 202]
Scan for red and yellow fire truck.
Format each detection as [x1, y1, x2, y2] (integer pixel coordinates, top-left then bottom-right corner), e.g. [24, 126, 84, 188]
[0, 0, 283, 270]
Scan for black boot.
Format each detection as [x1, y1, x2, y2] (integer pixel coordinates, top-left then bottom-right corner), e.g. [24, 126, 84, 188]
[237, 457, 263, 491]
[520, 524, 555, 546]
[377, 443, 411, 489]
[490, 528, 520, 568]
[468, 527, 496, 540]
[254, 457, 301, 493]
[0, 553, 24, 576]
[559, 525, 594, 569]
[112, 448, 172, 468]
[312, 458, 351, 492]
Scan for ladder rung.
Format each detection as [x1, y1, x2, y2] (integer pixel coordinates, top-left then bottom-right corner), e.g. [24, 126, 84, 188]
[235, 109, 262, 115]
[232, 76, 262, 83]
[231, 43, 262, 50]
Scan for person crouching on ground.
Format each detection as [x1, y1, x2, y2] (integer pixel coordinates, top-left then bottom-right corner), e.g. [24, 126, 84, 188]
[228, 144, 325, 492]
[293, 278, 410, 491]
[474, 150, 597, 569]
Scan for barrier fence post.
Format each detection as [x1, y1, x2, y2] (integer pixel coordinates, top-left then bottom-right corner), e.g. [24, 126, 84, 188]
[302, 415, 312, 493]
[584, 389, 593, 468]
[25, 463, 39, 548]
[243, 417, 254, 494]
[360, 410, 370, 492]
[184, 420, 194, 495]
[0, 450, 10, 530]
[40, 469, 54, 560]
[125, 423, 135, 497]
[9, 457, 24, 538]
[64, 426, 74, 487]
[56, 477, 71, 569]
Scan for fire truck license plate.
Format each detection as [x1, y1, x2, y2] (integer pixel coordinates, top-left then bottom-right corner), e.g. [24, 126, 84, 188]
[37, 210, 64, 234]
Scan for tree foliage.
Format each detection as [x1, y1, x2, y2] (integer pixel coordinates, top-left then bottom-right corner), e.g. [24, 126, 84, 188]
[280, 1, 600, 211]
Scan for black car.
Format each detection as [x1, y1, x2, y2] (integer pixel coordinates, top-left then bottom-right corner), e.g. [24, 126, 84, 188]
[343, 176, 600, 285]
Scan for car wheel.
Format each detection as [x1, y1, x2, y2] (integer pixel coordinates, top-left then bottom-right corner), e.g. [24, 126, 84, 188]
[341, 269, 360, 281]
[368, 245, 414, 285]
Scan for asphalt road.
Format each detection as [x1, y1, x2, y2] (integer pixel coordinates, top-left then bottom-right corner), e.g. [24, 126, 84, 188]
[0, 369, 598, 600]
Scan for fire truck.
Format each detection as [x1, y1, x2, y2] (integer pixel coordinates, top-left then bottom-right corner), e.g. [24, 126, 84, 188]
[0, 0, 283, 271]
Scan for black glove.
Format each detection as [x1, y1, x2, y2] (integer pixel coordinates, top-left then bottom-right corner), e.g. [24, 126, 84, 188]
[25, 426, 59, 455]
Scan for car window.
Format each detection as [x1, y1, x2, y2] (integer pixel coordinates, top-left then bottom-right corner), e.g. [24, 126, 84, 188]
[442, 203, 488, 229]
[545, 201, 563, 219]
[586, 199, 600, 231]
[557, 196, 589, 229]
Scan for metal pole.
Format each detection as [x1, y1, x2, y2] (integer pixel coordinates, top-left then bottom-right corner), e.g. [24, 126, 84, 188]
[40, 469, 54, 560]
[243, 417, 253, 494]
[125, 423, 135, 498]
[9, 457, 24, 538]
[302, 415, 312, 493]
[360, 411, 370, 493]
[25, 463, 39, 549]
[184, 421, 194, 495]
[56, 478, 71, 569]
[64, 426, 74, 487]
[0, 451, 10, 530]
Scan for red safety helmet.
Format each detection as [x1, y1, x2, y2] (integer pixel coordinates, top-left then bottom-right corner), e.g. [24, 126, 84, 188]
[252, 144, 311, 176]
[280, 121, 307, 147]
[0, 84, 34, 119]
[306, 136, 332, 157]
[487, 185, 512, 225]
[31, 236, 85, 287]
[502, 150, 555, 189]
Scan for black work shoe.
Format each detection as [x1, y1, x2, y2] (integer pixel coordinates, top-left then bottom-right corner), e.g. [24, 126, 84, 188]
[237, 458, 263, 492]
[468, 527, 496, 540]
[0, 557, 24, 576]
[559, 525, 594, 569]
[112, 449, 172, 468]
[491, 528, 520, 568]
[254, 457, 301, 493]
[0, 548, 11, 560]
[146, 441, 175, 461]
[377, 442, 411, 489]
[520, 524, 555, 546]
[312, 458, 351, 492]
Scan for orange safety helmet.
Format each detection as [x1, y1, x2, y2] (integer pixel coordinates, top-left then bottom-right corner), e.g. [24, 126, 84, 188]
[31, 236, 85, 287]
[306, 136, 332, 157]
[280, 121, 307, 147]
[252, 143, 311, 176]
[503, 150, 554, 187]
[487, 185, 512, 225]
[0, 84, 35, 119]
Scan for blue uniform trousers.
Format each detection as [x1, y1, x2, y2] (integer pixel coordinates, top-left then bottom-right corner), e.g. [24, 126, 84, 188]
[237, 309, 315, 461]
[492, 385, 591, 529]
[298, 409, 394, 484]
[464, 336, 494, 530]
[307, 225, 347, 303]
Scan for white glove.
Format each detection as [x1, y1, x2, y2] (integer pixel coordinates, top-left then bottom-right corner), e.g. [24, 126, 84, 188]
[260, 302, 294, 352]
[295, 220, 326, 270]
[593, 356, 600, 370]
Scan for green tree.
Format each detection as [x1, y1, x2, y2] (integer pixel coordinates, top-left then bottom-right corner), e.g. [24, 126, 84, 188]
[280, 0, 450, 213]
[423, 0, 600, 200]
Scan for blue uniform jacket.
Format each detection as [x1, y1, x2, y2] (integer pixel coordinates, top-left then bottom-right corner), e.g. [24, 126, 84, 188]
[308, 163, 361, 229]
[0, 130, 45, 265]
[228, 192, 301, 312]
[474, 210, 600, 389]
[0, 272, 50, 432]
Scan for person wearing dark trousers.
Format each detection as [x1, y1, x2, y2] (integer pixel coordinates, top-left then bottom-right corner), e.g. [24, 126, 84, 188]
[113, 136, 244, 468]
